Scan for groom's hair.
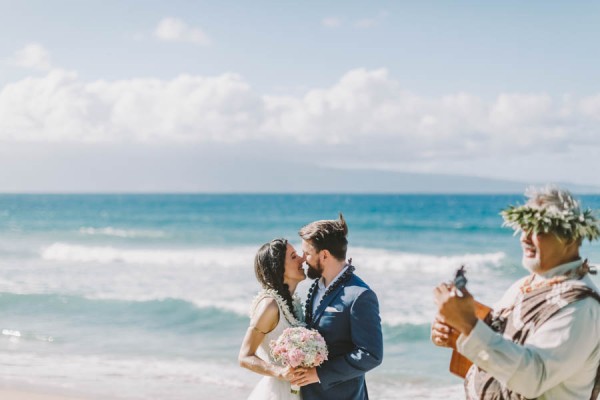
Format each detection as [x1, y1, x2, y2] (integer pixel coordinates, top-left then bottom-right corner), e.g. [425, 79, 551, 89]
[299, 213, 348, 261]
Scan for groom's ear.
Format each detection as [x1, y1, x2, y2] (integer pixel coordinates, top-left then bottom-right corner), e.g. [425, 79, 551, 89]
[320, 249, 330, 262]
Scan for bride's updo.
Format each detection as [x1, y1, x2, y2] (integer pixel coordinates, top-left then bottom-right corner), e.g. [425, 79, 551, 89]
[254, 238, 296, 319]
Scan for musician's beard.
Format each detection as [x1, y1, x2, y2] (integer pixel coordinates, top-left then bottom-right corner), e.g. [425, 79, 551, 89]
[306, 259, 323, 280]
[522, 256, 542, 273]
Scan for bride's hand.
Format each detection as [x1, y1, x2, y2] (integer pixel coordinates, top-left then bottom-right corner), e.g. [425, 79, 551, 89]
[277, 366, 295, 381]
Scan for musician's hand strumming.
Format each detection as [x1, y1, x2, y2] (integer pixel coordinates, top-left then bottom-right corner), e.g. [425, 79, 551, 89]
[433, 283, 478, 336]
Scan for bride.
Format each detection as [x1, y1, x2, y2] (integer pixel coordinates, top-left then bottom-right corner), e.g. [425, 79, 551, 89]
[239, 238, 307, 399]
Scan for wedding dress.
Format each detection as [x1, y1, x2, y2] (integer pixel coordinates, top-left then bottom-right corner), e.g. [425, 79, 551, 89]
[248, 289, 304, 400]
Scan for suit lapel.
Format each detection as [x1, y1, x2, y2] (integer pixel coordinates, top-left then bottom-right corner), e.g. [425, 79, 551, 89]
[312, 283, 346, 326]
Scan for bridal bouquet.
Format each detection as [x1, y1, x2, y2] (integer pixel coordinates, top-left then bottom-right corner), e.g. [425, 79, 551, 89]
[270, 327, 328, 394]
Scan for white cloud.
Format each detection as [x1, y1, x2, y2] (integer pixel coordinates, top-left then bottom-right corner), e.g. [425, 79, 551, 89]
[1, 67, 599, 167]
[322, 17, 342, 28]
[154, 17, 211, 46]
[0, 70, 259, 143]
[355, 18, 377, 28]
[580, 95, 600, 120]
[354, 11, 388, 29]
[129, 32, 146, 42]
[11, 43, 52, 70]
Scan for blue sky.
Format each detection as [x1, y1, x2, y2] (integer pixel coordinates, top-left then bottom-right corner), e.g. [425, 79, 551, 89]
[1, 1, 599, 191]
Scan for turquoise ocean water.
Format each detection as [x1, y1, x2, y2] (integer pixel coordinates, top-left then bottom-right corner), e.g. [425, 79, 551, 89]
[1, 194, 599, 399]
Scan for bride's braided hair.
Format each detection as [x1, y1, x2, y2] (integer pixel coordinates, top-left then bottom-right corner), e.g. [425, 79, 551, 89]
[254, 238, 296, 318]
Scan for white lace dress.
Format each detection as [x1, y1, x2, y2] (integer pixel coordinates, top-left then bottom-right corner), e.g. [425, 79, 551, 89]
[248, 289, 304, 400]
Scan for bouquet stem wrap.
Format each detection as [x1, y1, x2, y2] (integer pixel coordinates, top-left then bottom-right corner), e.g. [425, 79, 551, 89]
[290, 384, 300, 395]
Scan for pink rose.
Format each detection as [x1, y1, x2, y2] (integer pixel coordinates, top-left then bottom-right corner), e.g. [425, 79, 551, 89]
[288, 348, 305, 368]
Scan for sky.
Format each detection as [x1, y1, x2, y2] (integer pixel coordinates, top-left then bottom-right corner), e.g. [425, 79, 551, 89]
[1, 0, 599, 192]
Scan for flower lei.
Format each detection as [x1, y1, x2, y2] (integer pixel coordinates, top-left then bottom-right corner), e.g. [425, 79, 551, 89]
[250, 288, 305, 327]
[305, 263, 355, 326]
[501, 202, 600, 242]
[519, 259, 596, 294]
[489, 260, 596, 333]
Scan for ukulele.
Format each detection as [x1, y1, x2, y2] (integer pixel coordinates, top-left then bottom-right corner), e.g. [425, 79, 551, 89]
[447, 266, 492, 378]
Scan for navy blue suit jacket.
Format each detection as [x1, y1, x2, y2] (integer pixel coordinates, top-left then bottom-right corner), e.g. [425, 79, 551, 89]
[301, 272, 383, 400]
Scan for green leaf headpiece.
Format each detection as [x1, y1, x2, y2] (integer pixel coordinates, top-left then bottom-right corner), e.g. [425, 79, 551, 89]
[501, 189, 600, 242]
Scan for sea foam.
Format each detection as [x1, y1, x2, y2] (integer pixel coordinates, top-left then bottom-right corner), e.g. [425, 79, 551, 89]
[41, 242, 505, 273]
[41, 242, 254, 267]
[350, 246, 506, 274]
[79, 226, 166, 238]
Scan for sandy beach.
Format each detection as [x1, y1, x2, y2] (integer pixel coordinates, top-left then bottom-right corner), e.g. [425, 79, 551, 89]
[0, 391, 80, 400]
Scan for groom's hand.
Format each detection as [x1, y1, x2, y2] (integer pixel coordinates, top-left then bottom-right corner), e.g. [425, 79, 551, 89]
[278, 366, 295, 381]
[290, 367, 320, 386]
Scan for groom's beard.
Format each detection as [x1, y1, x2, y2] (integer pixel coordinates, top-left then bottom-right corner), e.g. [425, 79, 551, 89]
[306, 259, 323, 280]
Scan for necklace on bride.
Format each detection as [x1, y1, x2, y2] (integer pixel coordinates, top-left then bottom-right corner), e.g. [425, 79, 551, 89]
[251, 288, 305, 327]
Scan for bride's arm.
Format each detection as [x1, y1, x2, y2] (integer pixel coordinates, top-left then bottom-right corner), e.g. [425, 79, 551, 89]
[238, 297, 294, 380]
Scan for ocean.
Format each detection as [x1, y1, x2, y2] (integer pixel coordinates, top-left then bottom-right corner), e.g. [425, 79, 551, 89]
[1, 194, 599, 399]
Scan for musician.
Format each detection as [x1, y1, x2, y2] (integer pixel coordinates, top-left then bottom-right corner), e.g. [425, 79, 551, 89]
[432, 186, 600, 399]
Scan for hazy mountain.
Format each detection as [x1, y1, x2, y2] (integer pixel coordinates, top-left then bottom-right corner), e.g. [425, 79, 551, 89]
[209, 162, 600, 194]
[1, 144, 598, 194]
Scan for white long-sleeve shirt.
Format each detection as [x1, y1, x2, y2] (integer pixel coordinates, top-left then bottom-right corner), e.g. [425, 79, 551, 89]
[457, 259, 600, 400]
[312, 266, 348, 315]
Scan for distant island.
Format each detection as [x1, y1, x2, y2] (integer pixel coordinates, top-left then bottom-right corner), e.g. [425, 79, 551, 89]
[1, 144, 598, 194]
[213, 163, 600, 194]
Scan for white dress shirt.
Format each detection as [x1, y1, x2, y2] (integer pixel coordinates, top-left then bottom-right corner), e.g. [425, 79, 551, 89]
[457, 259, 600, 399]
[312, 266, 348, 315]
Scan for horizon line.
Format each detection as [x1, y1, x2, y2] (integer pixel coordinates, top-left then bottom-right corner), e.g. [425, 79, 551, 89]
[2, 191, 600, 196]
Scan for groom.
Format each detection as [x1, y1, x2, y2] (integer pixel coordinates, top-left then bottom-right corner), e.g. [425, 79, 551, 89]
[292, 214, 383, 400]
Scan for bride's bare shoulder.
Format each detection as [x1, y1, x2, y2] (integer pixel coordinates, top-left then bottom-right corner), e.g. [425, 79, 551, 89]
[250, 296, 280, 333]
[254, 296, 279, 315]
